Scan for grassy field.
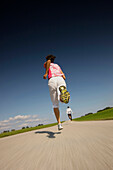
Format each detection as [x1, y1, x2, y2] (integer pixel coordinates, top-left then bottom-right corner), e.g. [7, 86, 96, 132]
[0, 122, 58, 138]
[73, 108, 113, 121]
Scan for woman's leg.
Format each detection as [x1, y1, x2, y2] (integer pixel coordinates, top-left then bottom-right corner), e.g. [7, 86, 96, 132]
[48, 77, 63, 130]
[54, 108, 60, 124]
[68, 114, 72, 121]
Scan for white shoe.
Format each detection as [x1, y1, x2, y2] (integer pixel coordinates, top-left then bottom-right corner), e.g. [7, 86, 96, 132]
[58, 124, 63, 130]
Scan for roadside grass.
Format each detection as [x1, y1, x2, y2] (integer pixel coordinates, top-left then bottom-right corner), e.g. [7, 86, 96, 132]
[0, 122, 59, 138]
[73, 108, 113, 121]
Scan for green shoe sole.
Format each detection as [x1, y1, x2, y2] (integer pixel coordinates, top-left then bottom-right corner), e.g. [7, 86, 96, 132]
[59, 86, 70, 104]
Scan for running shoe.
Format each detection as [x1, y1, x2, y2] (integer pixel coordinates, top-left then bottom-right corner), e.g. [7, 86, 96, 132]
[59, 86, 70, 104]
[58, 123, 63, 130]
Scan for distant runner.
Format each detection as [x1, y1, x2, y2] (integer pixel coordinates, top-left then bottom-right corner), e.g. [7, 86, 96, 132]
[66, 106, 73, 121]
[43, 54, 70, 130]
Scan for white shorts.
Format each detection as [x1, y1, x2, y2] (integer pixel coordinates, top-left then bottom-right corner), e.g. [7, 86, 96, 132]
[48, 76, 66, 108]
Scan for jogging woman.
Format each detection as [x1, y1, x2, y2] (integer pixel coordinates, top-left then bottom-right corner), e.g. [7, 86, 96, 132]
[43, 55, 70, 130]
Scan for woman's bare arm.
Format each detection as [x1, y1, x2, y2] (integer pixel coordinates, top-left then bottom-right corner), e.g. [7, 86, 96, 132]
[60, 69, 66, 80]
[43, 60, 51, 79]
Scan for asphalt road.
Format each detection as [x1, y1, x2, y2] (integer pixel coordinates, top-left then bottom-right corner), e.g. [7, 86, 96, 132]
[0, 120, 113, 170]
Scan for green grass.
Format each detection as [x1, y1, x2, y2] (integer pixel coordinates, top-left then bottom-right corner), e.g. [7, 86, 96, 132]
[0, 122, 59, 138]
[73, 108, 113, 121]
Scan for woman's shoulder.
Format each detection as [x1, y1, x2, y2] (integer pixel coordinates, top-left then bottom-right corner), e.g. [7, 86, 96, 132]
[51, 63, 60, 66]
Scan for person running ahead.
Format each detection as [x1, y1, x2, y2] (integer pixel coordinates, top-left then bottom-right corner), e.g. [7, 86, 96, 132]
[66, 106, 73, 121]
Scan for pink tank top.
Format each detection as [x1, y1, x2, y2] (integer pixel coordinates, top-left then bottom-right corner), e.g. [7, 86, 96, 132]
[44, 63, 63, 79]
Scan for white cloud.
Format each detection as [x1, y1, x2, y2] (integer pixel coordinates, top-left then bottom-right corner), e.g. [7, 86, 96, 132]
[0, 115, 39, 125]
[15, 121, 22, 124]
[0, 121, 11, 127]
[9, 115, 31, 121]
[0, 114, 45, 133]
[9, 117, 14, 121]
[0, 123, 7, 127]
[2, 120, 9, 123]
[32, 115, 38, 118]
[25, 118, 40, 123]
[18, 123, 29, 128]
[0, 115, 31, 129]
[0, 126, 11, 131]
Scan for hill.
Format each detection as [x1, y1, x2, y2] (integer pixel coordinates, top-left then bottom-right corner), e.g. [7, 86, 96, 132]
[73, 107, 113, 121]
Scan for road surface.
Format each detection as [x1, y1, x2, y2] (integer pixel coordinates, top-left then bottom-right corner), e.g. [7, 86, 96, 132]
[0, 120, 113, 170]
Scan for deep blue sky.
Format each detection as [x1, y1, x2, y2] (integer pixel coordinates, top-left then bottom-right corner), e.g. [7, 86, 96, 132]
[0, 0, 113, 132]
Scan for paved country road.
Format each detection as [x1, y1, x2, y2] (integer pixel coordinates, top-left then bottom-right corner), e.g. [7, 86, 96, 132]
[0, 120, 113, 170]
